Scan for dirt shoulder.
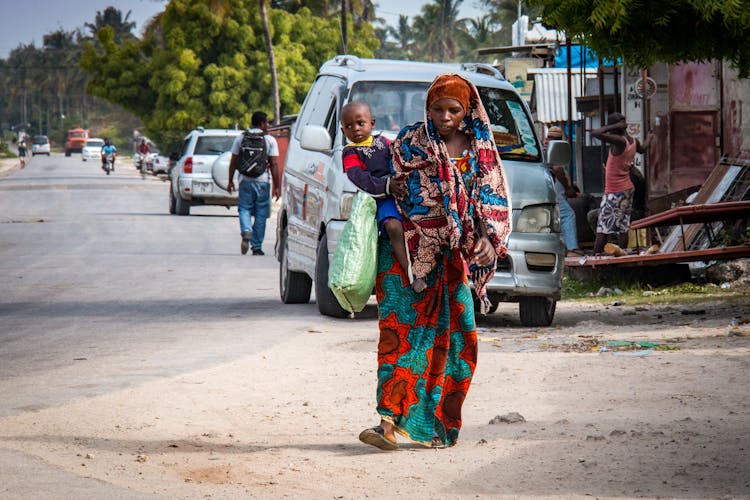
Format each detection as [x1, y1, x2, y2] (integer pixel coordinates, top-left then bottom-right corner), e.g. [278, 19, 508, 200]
[0, 298, 748, 499]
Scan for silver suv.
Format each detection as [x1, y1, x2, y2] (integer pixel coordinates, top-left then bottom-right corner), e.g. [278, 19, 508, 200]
[169, 127, 241, 215]
[276, 56, 568, 326]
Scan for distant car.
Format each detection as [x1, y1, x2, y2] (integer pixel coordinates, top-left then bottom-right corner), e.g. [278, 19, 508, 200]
[150, 153, 170, 174]
[169, 127, 242, 215]
[82, 138, 104, 161]
[31, 135, 50, 156]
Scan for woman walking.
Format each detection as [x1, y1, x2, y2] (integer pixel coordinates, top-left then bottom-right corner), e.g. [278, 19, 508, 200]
[359, 74, 511, 450]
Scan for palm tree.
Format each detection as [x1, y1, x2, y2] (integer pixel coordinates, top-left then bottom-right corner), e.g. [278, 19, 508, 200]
[84, 7, 137, 43]
[411, 0, 465, 62]
[387, 15, 414, 58]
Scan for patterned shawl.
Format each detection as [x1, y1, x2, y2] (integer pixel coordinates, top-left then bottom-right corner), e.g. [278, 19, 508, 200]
[391, 74, 512, 313]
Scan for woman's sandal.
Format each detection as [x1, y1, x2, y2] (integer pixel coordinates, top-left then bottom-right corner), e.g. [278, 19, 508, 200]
[359, 426, 399, 451]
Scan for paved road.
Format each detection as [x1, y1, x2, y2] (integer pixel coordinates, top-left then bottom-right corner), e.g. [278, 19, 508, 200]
[0, 153, 324, 496]
[0, 153, 323, 416]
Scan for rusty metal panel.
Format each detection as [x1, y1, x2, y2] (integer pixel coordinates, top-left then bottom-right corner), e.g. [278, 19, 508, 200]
[670, 62, 720, 109]
[669, 111, 719, 191]
[721, 62, 750, 157]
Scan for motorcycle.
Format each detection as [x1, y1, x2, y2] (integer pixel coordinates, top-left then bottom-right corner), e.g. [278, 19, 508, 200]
[103, 154, 115, 175]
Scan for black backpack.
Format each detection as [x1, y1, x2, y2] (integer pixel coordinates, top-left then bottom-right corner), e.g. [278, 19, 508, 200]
[237, 130, 268, 177]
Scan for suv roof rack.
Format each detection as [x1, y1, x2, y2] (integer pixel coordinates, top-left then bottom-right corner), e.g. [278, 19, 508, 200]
[460, 62, 504, 81]
[331, 54, 364, 72]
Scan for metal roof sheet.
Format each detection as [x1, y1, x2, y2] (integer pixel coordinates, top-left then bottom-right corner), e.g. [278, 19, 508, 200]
[528, 68, 597, 124]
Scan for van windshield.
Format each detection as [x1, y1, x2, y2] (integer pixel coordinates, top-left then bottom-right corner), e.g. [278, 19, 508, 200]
[348, 81, 541, 161]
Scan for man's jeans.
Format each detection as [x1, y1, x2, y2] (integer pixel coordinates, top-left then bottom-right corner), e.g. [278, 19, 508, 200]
[238, 180, 271, 250]
[558, 194, 579, 251]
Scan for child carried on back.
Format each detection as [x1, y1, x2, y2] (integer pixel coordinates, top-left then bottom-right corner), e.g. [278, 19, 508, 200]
[340, 102, 426, 293]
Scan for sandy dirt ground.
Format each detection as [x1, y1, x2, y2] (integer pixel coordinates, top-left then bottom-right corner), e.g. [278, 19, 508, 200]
[1, 296, 749, 499]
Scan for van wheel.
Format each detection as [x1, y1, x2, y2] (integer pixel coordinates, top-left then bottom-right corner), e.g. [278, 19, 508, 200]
[65, 150, 71, 157]
[519, 297, 556, 327]
[279, 227, 312, 304]
[315, 234, 348, 318]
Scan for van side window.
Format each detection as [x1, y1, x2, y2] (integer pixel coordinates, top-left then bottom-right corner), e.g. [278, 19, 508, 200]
[323, 100, 338, 148]
[294, 75, 344, 141]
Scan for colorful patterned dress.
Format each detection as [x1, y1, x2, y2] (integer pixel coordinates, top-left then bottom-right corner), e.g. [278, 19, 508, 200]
[375, 153, 478, 448]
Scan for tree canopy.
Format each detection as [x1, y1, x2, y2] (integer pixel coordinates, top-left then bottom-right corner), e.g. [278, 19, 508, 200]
[80, 0, 378, 150]
[527, 0, 750, 77]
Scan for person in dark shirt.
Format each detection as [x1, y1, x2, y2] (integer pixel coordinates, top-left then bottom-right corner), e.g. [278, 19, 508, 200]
[340, 102, 424, 292]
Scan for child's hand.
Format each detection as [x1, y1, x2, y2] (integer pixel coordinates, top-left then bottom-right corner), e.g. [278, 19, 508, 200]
[389, 175, 407, 198]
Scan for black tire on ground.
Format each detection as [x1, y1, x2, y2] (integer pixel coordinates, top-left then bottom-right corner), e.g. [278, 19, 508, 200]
[169, 185, 176, 214]
[279, 227, 312, 304]
[518, 296, 556, 327]
[315, 233, 348, 318]
[174, 189, 190, 216]
[65, 150, 71, 157]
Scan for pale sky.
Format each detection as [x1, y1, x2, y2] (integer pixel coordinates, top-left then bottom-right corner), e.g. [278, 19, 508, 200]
[0, 0, 485, 59]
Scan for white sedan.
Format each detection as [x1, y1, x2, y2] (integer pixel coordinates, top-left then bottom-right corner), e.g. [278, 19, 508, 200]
[82, 138, 104, 161]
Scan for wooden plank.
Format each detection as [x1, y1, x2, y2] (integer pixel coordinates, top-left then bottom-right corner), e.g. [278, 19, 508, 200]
[564, 244, 750, 268]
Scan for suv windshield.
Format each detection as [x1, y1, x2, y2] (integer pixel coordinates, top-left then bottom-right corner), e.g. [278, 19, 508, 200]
[33, 136, 48, 144]
[194, 136, 236, 155]
[349, 81, 541, 161]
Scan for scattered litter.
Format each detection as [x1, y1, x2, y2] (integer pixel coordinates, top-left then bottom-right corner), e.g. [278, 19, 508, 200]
[613, 349, 654, 357]
[478, 336, 500, 343]
[728, 319, 749, 337]
[135, 454, 148, 463]
[489, 412, 526, 424]
[720, 282, 731, 289]
[477, 438, 488, 445]
[590, 287, 613, 297]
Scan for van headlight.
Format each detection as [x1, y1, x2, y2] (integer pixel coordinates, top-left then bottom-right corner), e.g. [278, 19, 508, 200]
[340, 192, 355, 220]
[516, 204, 560, 233]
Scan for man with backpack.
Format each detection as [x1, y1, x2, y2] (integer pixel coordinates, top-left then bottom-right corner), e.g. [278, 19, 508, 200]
[226, 111, 280, 255]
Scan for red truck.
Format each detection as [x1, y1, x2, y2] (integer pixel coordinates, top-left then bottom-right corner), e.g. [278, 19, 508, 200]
[65, 128, 90, 156]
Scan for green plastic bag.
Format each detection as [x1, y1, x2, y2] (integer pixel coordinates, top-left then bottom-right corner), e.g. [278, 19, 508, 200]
[328, 192, 377, 313]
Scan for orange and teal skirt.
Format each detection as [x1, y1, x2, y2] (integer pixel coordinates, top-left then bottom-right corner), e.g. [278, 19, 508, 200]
[374, 237, 477, 447]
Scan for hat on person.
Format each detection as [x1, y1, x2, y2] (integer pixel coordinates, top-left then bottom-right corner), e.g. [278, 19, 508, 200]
[547, 126, 564, 140]
[427, 74, 471, 112]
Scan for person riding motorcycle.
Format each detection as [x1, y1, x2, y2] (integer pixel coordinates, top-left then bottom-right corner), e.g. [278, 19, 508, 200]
[137, 139, 150, 172]
[101, 138, 117, 173]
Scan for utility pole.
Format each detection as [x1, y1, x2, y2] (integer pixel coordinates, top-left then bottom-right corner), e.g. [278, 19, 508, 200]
[340, 0, 348, 54]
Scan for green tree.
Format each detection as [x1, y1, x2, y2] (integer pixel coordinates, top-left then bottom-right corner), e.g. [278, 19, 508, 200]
[526, 0, 750, 76]
[80, 0, 378, 151]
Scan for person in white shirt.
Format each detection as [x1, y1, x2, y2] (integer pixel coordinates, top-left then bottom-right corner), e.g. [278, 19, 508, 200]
[227, 111, 280, 255]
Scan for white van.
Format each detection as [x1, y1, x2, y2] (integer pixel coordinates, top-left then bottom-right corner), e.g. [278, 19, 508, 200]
[276, 56, 568, 326]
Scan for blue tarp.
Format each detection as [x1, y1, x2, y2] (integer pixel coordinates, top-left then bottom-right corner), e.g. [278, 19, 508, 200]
[555, 45, 619, 68]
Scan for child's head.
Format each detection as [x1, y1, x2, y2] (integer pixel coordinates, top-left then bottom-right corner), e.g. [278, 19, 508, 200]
[341, 102, 375, 144]
[426, 74, 471, 139]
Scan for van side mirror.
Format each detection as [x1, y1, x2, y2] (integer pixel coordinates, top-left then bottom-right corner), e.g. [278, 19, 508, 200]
[545, 140, 571, 166]
[300, 125, 332, 153]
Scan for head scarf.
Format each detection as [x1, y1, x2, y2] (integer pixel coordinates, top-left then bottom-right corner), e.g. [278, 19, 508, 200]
[427, 74, 471, 112]
[391, 73, 511, 313]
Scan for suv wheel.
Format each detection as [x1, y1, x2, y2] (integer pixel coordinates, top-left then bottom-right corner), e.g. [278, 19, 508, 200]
[169, 184, 177, 214]
[174, 188, 190, 216]
[518, 296, 556, 327]
[315, 233, 348, 318]
[279, 227, 312, 303]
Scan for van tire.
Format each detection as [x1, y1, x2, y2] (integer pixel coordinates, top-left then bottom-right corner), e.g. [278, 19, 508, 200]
[65, 150, 71, 157]
[279, 227, 312, 304]
[315, 234, 348, 318]
[518, 296, 556, 327]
